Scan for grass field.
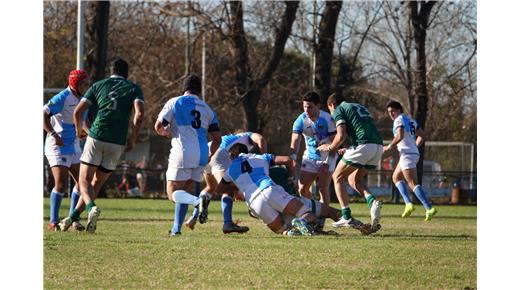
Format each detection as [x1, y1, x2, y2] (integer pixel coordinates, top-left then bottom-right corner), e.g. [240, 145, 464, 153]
[44, 198, 476, 289]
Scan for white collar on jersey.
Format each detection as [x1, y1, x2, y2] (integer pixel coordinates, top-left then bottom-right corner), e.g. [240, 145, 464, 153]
[182, 92, 200, 98]
[110, 75, 125, 79]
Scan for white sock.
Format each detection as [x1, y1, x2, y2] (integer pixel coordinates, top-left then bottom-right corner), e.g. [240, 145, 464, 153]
[173, 190, 199, 206]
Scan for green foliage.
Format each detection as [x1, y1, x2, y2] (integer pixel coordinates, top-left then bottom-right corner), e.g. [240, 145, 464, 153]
[44, 198, 476, 289]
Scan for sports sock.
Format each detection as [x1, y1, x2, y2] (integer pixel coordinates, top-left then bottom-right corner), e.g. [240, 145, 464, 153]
[173, 190, 200, 206]
[365, 194, 375, 208]
[50, 190, 64, 224]
[341, 206, 352, 220]
[70, 209, 81, 222]
[86, 201, 96, 213]
[69, 187, 81, 217]
[413, 185, 432, 210]
[172, 202, 189, 234]
[395, 181, 411, 204]
[221, 195, 233, 225]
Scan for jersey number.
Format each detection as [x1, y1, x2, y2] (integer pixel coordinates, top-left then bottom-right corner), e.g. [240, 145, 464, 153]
[108, 91, 118, 111]
[352, 104, 372, 118]
[409, 121, 416, 136]
[191, 110, 201, 129]
[240, 161, 253, 174]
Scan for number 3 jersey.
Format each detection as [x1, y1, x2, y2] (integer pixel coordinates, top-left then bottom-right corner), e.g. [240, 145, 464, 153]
[222, 153, 275, 201]
[332, 102, 383, 147]
[158, 94, 220, 168]
[393, 114, 419, 155]
[82, 75, 144, 145]
[44, 87, 83, 156]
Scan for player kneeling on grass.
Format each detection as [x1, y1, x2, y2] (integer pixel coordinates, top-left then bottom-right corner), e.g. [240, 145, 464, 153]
[215, 143, 320, 235]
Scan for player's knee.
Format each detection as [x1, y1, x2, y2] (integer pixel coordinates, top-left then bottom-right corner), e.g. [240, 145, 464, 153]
[347, 174, 357, 188]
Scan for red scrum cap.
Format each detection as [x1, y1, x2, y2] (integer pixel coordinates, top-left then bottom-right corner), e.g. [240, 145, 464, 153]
[68, 69, 89, 93]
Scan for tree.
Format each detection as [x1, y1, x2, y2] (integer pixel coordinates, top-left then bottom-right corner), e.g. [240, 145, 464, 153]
[86, 1, 110, 82]
[314, 1, 342, 104]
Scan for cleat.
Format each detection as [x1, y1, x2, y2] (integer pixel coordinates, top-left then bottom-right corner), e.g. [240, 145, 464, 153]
[365, 223, 381, 235]
[401, 203, 415, 218]
[331, 217, 350, 228]
[283, 229, 302, 236]
[291, 218, 314, 236]
[222, 222, 249, 234]
[168, 230, 181, 236]
[370, 200, 382, 232]
[185, 216, 197, 230]
[86, 206, 101, 234]
[198, 195, 210, 224]
[58, 217, 73, 232]
[314, 217, 325, 231]
[425, 207, 438, 221]
[72, 221, 85, 231]
[47, 222, 61, 232]
[332, 217, 371, 235]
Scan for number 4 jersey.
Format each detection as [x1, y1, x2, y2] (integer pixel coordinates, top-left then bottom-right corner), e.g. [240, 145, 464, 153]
[82, 75, 144, 145]
[158, 94, 220, 168]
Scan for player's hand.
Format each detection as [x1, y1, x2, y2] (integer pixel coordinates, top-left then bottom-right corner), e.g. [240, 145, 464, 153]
[316, 144, 330, 152]
[338, 148, 346, 155]
[126, 139, 135, 152]
[383, 145, 392, 153]
[53, 135, 64, 147]
[78, 130, 88, 140]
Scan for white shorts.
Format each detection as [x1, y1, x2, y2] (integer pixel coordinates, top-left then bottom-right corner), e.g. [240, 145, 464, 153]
[166, 166, 204, 182]
[46, 152, 81, 168]
[398, 153, 420, 170]
[206, 147, 230, 175]
[300, 155, 337, 173]
[341, 143, 384, 170]
[281, 196, 321, 226]
[80, 137, 126, 171]
[248, 184, 296, 225]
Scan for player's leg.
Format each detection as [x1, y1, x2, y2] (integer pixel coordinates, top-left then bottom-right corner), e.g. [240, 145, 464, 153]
[298, 170, 318, 199]
[393, 159, 414, 218]
[186, 171, 214, 230]
[48, 163, 68, 230]
[402, 165, 437, 221]
[330, 160, 358, 227]
[316, 164, 332, 206]
[167, 179, 190, 235]
[68, 163, 85, 231]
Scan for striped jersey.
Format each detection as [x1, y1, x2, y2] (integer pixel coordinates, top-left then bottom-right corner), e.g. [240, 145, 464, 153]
[44, 87, 83, 155]
[222, 153, 275, 201]
[292, 110, 336, 160]
[158, 94, 219, 168]
[220, 132, 254, 151]
[393, 114, 419, 155]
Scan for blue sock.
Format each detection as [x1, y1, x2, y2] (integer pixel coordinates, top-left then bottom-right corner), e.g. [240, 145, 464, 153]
[395, 181, 411, 204]
[50, 190, 64, 224]
[69, 187, 81, 217]
[413, 185, 432, 210]
[172, 202, 189, 234]
[221, 195, 233, 225]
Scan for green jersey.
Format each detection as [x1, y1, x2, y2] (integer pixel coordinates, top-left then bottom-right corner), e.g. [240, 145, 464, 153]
[332, 102, 383, 147]
[83, 76, 144, 145]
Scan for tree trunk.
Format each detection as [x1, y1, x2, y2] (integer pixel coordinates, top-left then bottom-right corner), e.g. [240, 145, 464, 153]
[409, 1, 435, 184]
[229, 1, 299, 132]
[87, 1, 110, 82]
[315, 1, 342, 104]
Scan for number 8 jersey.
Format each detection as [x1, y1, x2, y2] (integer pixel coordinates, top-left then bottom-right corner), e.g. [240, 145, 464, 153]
[157, 94, 220, 168]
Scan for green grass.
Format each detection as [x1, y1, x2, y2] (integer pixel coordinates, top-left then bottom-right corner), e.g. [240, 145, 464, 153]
[44, 198, 476, 289]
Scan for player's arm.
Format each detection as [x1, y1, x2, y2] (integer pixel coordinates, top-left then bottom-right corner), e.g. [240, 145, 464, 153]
[317, 123, 345, 152]
[127, 100, 145, 151]
[250, 132, 267, 153]
[415, 127, 425, 147]
[154, 119, 172, 138]
[73, 100, 90, 140]
[289, 132, 302, 161]
[208, 130, 222, 161]
[384, 127, 404, 153]
[43, 109, 64, 146]
[272, 155, 294, 179]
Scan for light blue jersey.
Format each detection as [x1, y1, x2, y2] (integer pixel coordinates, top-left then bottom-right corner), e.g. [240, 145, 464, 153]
[292, 110, 336, 160]
[392, 114, 419, 155]
[44, 87, 84, 155]
[223, 153, 275, 201]
[158, 94, 219, 168]
[220, 132, 254, 151]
